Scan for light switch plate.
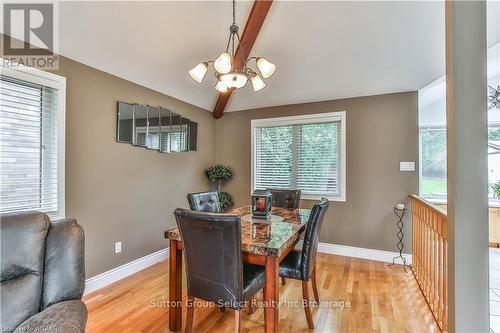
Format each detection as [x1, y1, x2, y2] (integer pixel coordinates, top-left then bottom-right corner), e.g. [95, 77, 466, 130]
[114, 241, 122, 254]
[400, 161, 415, 171]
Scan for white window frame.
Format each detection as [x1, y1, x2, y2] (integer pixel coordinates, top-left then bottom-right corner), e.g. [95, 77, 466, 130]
[251, 111, 346, 201]
[1, 61, 66, 220]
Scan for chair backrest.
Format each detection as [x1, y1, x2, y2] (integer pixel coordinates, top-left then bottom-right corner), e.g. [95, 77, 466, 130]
[174, 208, 243, 306]
[268, 189, 301, 209]
[0, 212, 85, 331]
[187, 191, 221, 213]
[300, 198, 329, 280]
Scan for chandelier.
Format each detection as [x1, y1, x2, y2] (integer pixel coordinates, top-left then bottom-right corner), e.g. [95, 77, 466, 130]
[188, 0, 276, 93]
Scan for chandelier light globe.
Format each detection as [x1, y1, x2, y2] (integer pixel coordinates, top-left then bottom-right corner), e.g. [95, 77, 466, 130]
[188, 62, 208, 83]
[256, 57, 276, 79]
[214, 52, 232, 74]
[220, 72, 248, 89]
[251, 74, 266, 92]
[215, 80, 229, 93]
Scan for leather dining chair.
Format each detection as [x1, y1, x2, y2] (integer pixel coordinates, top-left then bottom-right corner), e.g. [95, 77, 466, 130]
[187, 191, 221, 213]
[173, 208, 266, 333]
[268, 189, 301, 209]
[278, 198, 329, 329]
[268, 189, 301, 286]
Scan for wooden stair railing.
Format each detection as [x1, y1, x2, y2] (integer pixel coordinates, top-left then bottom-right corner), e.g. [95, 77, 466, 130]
[409, 194, 448, 332]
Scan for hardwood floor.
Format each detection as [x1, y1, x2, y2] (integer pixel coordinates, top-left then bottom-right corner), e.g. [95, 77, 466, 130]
[83, 253, 439, 333]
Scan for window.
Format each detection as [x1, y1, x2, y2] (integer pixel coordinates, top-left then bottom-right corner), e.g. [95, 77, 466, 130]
[488, 43, 500, 201]
[0, 63, 66, 219]
[251, 112, 346, 201]
[418, 77, 447, 201]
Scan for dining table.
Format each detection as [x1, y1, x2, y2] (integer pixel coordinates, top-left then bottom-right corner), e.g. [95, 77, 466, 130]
[164, 205, 312, 333]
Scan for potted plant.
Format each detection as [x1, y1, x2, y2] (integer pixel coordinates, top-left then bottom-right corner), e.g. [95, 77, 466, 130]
[489, 85, 500, 111]
[218, 191, 234, 210]
[205, 165, 234, 210]
[492, 181, 500, 198]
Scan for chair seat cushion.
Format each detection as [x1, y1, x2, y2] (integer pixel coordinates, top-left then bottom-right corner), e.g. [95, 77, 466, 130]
[279, 250, 303, 280]
[242, 263, 266, 300]
[14, 300, 87, 333]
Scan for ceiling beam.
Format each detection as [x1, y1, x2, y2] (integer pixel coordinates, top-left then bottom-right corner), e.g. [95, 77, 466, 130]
[212, 0, 273, 119]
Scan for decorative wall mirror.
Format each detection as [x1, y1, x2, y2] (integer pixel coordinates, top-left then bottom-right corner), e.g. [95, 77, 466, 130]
[170, 112, 182, 153]
[146, 106, 160, 150]
[159, 107, 172, 153]
[117, 102, 134, 144]
[133, 104, 148, 147]
[116, 101, 198, 154]
[189, 121, 198, 151]
[180, 117, 190, 152]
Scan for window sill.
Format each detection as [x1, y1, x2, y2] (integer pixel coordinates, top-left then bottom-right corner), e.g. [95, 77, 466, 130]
[301, 194, 345, 202]
[422, 197, 448, 205]
[422, 196, 500, 208]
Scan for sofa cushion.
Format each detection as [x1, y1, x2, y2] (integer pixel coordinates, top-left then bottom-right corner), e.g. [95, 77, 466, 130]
[14, 300, 87, 333]
[1, 212, 50, 331]
[1, 274, 44, 332]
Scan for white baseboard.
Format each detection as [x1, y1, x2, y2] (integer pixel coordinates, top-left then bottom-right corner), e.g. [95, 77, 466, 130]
[84, 248, 169, 295]
[84, 243, 410, 295]
[318, 242, 412, 264]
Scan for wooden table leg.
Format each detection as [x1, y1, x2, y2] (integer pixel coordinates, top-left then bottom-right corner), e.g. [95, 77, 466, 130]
[264, 256, 279, 333]
[169, 240, 182, 331]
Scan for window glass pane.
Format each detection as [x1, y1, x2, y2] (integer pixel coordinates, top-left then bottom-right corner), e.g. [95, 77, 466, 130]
[0, 76, 59, 215]
[255, 126, 293, 189]
[420, 127, 447, 197]
[418, 77, 447, 199]
[297, 122, 340, 195]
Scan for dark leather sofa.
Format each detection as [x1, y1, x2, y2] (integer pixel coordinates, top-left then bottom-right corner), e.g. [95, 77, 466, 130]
[0, 212, 87, 333]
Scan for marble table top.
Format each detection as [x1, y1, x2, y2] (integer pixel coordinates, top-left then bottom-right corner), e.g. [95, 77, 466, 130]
[164, 206, 312, 257]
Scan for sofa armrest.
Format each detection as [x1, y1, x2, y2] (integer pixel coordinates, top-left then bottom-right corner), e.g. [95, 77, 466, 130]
[42, 219, 85, 309]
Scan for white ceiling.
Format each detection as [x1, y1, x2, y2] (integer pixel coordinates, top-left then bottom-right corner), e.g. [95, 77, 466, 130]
[22, 1, 451, 112]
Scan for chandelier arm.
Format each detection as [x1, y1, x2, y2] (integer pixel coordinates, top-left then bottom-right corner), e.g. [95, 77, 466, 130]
[225, 32, 232, 53]
[232, 33, 236, 62]
[245, 57, 257, 67]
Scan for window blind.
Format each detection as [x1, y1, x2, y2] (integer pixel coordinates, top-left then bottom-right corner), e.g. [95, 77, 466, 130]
[254, 120, 343, 199]
[0, 76, 60, 216]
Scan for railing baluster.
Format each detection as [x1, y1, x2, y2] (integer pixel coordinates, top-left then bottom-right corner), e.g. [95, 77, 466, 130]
[410, 194, 448, 332]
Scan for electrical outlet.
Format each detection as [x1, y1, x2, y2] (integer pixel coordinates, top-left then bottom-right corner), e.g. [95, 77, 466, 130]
[400, 161, 415, 171]
[114, 241, 122, 254]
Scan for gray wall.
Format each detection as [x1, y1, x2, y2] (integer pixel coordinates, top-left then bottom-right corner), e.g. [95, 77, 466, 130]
[215, 92, 418, 253]
[52, 57, 216, 278]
